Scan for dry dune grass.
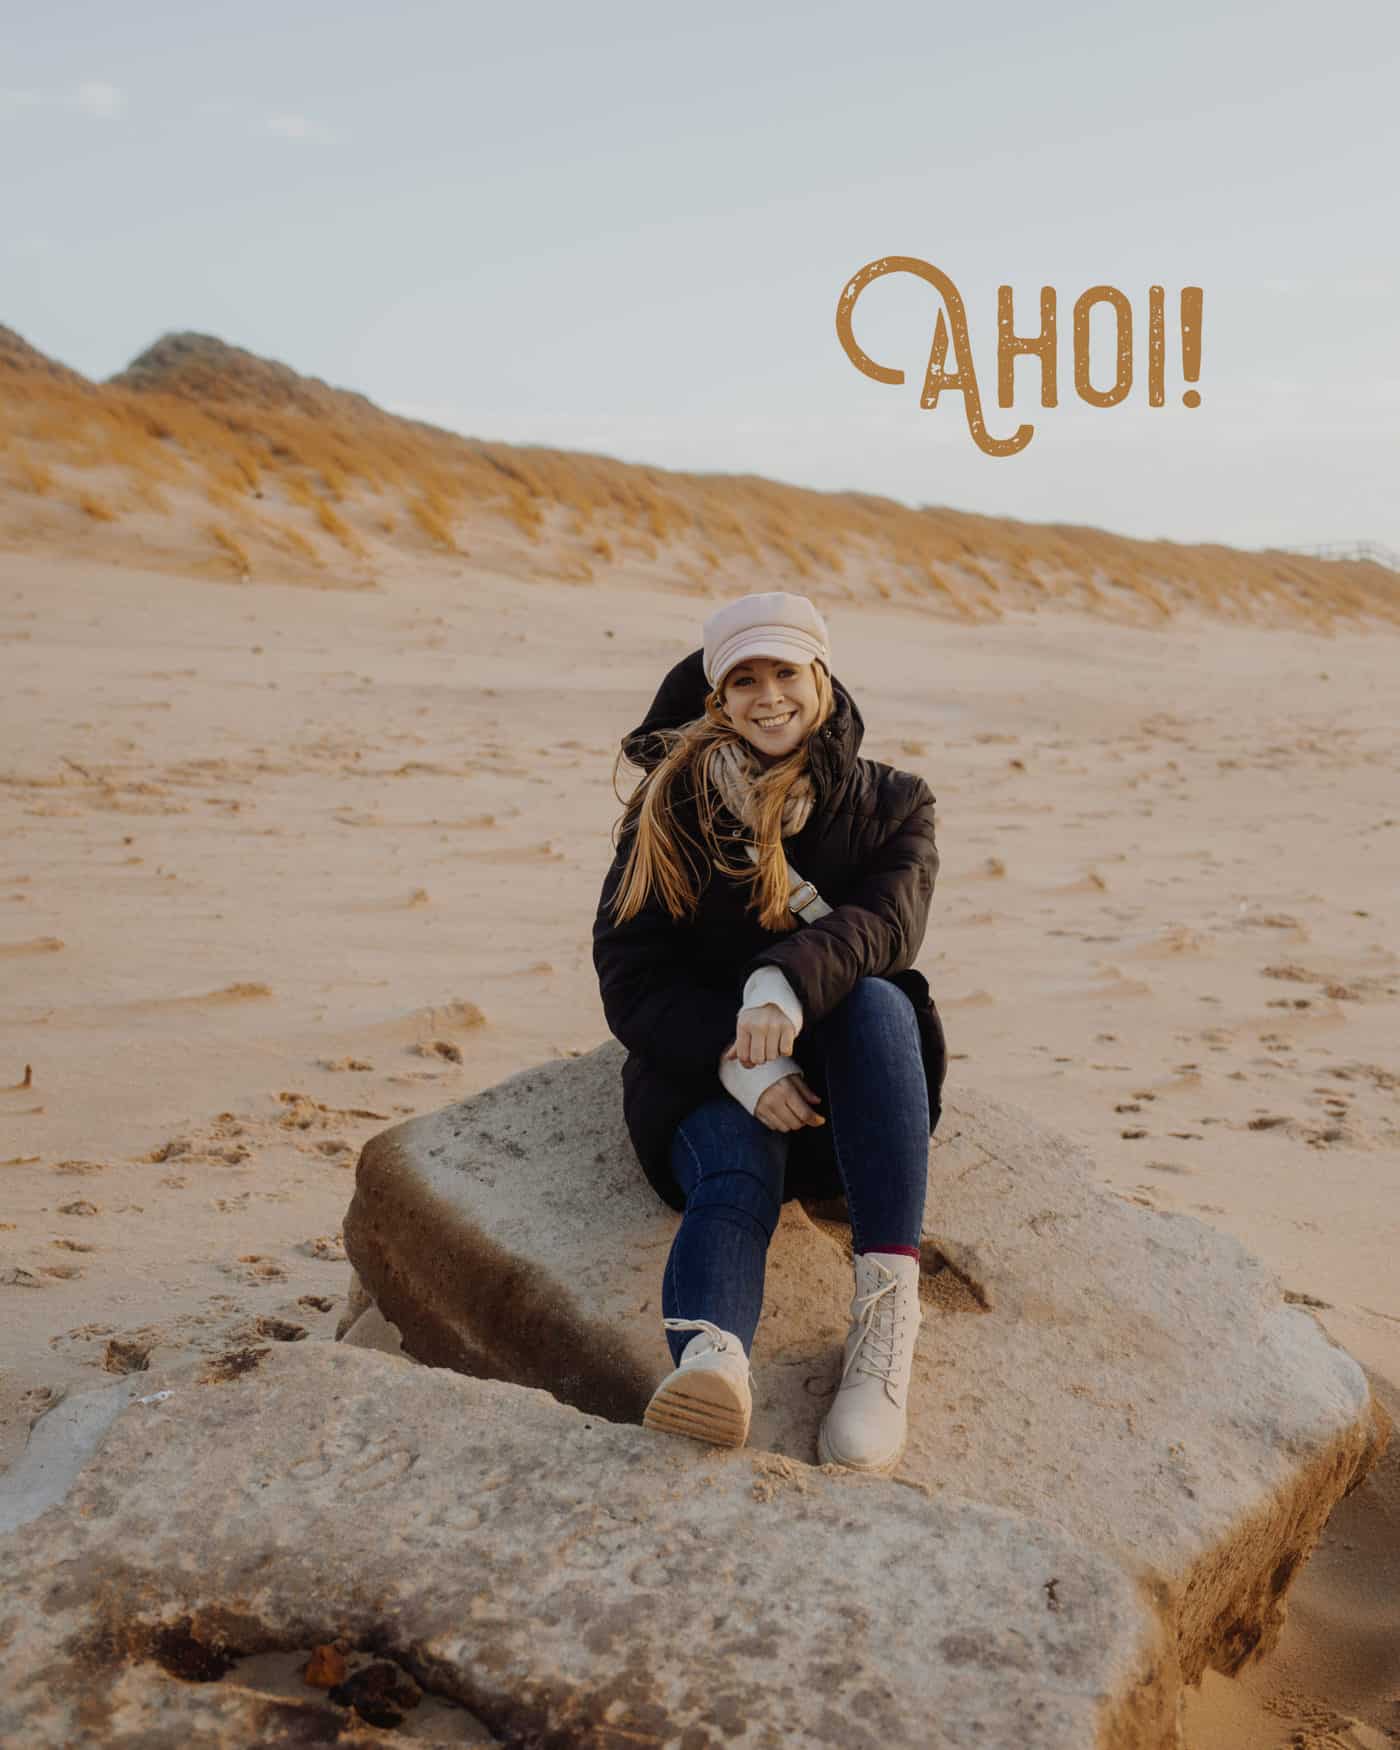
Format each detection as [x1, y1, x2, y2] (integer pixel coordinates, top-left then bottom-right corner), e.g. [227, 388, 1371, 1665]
[1, 322, 1396, 626]
[206, 523, 252, 577]
[76, 491, 118, 523]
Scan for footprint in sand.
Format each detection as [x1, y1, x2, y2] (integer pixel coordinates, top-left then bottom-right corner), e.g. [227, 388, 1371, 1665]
[421, 1000, 486, 1033]
[103, 1335, 157, 1374]
[117, 982, 273, 1016]
[49, 1323, 116, 1355]
[1129, 925, 1210, 959]
[411, 1040, 463, 1063]
[310, 1138, 354, 1159]
[1058, 872, 1108, 895]
[299, 1235, 347, 1262]
[461, 841, 565, 863]
[225, 1254, 288, 1285]
[946, 857, 1007, 884]
[1, 1265, 45, 1288]
[1069, 968, 1152, 1001]
[146, 1137, 194, 1163]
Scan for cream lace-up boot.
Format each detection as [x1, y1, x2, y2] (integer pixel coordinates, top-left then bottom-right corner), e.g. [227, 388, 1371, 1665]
[644, 1318, 753, 1448]
[818, 1252, 922, 1474]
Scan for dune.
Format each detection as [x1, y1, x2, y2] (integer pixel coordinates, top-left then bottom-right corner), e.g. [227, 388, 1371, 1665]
[3, 321, 1398, 629]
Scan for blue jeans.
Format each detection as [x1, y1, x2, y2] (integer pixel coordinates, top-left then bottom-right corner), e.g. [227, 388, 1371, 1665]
[661, 976, 930, 1365]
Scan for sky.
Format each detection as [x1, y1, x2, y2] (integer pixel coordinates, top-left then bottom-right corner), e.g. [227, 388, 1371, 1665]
[4, 0, 1398, 556]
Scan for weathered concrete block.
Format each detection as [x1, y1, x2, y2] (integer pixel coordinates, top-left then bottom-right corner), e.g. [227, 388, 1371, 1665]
[0, 1343, 1181, 1749]
[343, 1042, 1388, 1690]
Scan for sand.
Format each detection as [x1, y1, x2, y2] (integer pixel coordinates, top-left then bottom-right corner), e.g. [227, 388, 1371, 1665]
[1, 546, 1396, 1747]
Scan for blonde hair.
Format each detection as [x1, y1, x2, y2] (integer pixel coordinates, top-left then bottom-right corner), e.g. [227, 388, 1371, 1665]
[606, 661, 835, 931]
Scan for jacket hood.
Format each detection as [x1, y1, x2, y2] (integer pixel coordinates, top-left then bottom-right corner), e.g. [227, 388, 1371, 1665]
[620, 646, 865, 808]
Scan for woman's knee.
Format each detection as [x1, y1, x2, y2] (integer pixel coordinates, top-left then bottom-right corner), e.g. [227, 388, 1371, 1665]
[825, 976, 917, 1035]
[851, 974, 914, 1011]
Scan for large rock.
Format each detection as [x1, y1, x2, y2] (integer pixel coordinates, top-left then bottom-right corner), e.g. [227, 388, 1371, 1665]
[0, 1342, 1181, 1748]
[344, 1042, 1388, 1691]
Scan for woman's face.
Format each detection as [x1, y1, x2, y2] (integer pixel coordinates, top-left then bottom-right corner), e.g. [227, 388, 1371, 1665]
[718, 656, 822, 762]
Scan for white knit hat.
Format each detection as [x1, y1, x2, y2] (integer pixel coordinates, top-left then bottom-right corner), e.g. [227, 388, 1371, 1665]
[702, 591, 831, 691]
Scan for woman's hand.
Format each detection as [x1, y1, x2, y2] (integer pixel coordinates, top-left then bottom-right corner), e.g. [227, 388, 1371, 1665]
[754, 1073, 825, 1132]
[722, 1002, 799, 1070]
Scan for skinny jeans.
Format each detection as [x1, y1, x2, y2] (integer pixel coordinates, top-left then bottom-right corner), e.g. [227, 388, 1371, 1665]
[661, 975, 929, 1365]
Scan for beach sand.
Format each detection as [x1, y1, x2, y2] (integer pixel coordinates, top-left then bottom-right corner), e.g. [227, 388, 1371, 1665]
[2, 548, 1396, 1746]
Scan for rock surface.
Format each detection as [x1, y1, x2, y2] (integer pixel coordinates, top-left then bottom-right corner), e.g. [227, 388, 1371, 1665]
[0, 1342, 1180, 1749]
[344, 1042, 1389, 1691]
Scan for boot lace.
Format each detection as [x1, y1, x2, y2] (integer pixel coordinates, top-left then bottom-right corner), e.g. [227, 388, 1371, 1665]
[663, 1317, 741, 1362]
[841, 1274, 901, 1389]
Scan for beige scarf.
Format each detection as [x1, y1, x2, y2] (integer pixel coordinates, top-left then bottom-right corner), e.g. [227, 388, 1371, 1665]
[708, 737, 815, 843]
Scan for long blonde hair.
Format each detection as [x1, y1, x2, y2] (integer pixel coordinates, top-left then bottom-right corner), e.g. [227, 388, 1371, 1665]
[606, 661, 835, 930]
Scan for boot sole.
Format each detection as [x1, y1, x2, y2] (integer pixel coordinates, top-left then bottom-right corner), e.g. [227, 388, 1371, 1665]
[816, 1422, 903, 1475]
[644, 1370, 751, 1449]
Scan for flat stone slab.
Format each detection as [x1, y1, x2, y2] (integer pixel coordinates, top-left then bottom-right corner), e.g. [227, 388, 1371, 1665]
[344, 1043, 1388, 1689]
[0, 1342, 1180, 1749]
[0, 1374, 141, 1536]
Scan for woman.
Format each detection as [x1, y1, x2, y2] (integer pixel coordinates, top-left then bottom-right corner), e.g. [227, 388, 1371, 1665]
[592, 591, 945, 1474]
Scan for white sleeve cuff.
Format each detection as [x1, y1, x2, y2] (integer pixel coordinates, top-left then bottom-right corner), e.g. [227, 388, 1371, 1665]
[718, 1052, 800, 1116]
[742, 966, 803, 1032]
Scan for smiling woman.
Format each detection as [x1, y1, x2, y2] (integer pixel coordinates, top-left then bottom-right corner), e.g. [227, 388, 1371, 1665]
[592, 590, 946, 1475]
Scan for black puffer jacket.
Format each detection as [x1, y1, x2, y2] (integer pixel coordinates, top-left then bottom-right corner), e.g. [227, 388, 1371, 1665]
[592, 648, 946, 1212]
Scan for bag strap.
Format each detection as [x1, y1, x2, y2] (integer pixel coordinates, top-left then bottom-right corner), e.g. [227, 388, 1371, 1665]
[743, 842, 832, 923]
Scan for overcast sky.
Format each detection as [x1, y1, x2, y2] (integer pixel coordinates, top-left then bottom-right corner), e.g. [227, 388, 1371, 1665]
[5, 0, 1397, 554]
